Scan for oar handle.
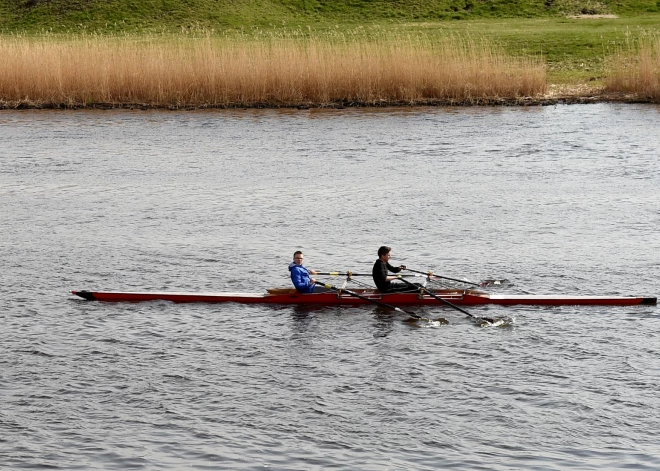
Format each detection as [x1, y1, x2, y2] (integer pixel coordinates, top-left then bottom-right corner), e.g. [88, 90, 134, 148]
[403, 268, 481, 287]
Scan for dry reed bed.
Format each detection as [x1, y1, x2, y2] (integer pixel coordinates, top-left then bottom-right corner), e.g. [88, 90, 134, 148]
[0, 35, 547, 107]
[605, 37, 660, 102]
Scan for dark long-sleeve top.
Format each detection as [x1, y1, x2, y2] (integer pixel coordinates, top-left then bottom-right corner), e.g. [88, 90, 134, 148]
[372, 259, 402, 292]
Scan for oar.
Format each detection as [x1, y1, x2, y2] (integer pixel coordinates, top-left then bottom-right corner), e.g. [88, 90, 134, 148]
[403, 268, 486, 287]
[396, 277, 501, 325]
[316, 282, 443, 323]
[315, 271, 418, 278]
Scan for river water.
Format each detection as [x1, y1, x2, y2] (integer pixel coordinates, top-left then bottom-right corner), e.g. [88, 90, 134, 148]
[1, 104, 659, 470]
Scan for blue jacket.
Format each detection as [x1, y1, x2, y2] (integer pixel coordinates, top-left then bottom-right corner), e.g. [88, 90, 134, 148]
[289, 262, 315, 293]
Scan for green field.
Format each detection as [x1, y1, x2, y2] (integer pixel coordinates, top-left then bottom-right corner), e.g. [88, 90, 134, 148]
[2, 0, 659, 31]
[1, 0, 659, 87]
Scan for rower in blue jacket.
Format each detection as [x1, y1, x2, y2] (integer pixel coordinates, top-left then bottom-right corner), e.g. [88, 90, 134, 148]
[289, 251, 329, 293]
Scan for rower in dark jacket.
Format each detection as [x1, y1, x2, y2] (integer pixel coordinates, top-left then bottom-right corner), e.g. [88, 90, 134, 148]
[372, 246, 416, 293]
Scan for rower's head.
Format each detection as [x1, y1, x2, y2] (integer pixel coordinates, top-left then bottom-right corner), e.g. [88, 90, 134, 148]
[378, 246, 391, 262]
[293, 251, 304, 265]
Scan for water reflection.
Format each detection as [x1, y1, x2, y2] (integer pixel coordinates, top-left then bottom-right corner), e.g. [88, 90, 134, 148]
[372, 308, 397, 338]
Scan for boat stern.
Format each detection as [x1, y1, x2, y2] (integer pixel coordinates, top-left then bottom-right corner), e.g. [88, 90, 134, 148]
[71, 290, 96, 300]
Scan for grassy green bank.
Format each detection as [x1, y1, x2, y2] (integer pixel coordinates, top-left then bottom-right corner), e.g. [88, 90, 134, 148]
[2, 0, 659, 31]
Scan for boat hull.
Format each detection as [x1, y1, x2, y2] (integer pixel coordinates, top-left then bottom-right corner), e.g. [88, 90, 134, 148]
[71, 289, 657, 307]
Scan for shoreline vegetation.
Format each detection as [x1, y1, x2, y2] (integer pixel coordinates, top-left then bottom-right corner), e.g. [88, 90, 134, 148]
[606, 37, 660, 100]
[1, 0, 659, 108]
[0, 34, 550, 109]
[0, 31, 658, 109]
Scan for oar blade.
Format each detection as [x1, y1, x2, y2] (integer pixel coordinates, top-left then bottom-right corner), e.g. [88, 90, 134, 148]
[405, 315, 449, 326]
[430, 317, 450, 325]
[474, 315, 515, 327]
[479, 278, 511, 287]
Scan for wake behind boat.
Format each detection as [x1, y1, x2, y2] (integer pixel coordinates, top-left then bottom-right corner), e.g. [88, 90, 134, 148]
[71, 288, 657, 307]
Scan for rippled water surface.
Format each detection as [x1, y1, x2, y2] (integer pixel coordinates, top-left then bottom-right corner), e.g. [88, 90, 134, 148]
[2, 104, 660, 470]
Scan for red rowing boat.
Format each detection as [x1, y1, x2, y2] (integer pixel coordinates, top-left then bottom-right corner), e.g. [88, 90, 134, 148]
[71, 288, 657, 307]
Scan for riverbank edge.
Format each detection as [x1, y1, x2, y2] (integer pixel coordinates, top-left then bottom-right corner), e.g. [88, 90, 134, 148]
[0, 90, 654, 110]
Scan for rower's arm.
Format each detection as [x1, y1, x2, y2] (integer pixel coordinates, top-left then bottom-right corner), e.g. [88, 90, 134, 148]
[384, 263, 407, 282]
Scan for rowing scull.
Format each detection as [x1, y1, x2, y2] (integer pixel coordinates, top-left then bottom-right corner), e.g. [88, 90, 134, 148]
[71, 288, 657, 307]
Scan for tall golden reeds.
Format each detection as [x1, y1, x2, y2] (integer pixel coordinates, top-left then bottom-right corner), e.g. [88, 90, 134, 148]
[0, 33, 547, 107]
[605, 35, 660, 102]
